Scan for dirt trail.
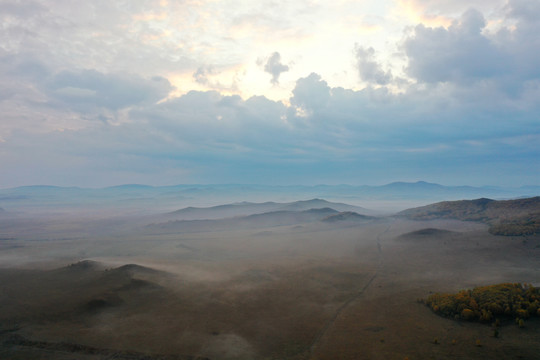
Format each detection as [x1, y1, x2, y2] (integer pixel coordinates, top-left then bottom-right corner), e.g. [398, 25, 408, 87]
[307, 225, 391, 359]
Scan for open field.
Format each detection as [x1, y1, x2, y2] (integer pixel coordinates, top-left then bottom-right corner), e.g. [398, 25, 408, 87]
[1, 200, 540, 359]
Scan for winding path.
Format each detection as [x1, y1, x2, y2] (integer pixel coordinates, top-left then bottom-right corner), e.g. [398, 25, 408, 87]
[307, 224, 391, 359]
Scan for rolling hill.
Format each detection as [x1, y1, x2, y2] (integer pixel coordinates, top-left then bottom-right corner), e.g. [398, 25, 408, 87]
[168, 198, 370, 220]
[398, 197, 540, 236]
[147, 208, 343, 234]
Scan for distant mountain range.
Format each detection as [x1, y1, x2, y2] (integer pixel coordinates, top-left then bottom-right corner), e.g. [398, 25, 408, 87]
[3, 181, 539, 199]
[0, 181, 538, 215]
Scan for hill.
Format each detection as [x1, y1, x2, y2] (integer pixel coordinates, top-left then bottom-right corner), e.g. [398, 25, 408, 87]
[398, 197, 540, 235]
[147, 208, 341, 234]
[168, 198, 369, 220]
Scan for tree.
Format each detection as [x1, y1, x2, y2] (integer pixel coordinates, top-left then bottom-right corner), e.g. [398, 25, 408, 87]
[461, 308, 475, 320]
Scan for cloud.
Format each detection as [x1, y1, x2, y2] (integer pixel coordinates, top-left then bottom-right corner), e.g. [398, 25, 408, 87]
[290, 73, 330, 114]
[0, 52, 174, 134]
[1, 69, 539, 187]
[401, 4, 540, 105]
[193, 66, 215, 85]
[354, 46, 393, 85]
[504, 0, 540, 22]
[403, 9, 509, 84]
[0, 0, 195, 79]
[0, 0, 47, 19]
[395, 0, 507, 25]
[46, 70, 174, 112]
[0, 3, 539, 187]
[263, 52, 289, 84]
[501, 0, 540, 79]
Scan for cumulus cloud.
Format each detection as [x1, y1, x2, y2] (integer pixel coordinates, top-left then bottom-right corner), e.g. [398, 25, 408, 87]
[354, 46, 393, 85]
[263, 52, 289, 84]
[290, 73, 330, 113]
[401, 4, 540, 102]
[403, 9, 508, 84]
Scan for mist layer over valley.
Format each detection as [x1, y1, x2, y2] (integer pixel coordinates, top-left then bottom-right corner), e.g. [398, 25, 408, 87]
[1, 184, 540, 359]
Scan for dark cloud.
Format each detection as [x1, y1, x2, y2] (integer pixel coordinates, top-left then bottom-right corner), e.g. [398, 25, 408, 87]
[355, 46, 393, 85]
[263, 52, 289, 84]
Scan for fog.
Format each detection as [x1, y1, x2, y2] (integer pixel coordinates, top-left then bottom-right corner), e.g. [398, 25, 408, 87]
[1, 188, 540, 359]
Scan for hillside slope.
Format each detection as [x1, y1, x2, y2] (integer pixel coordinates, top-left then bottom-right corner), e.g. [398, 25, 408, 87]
[398, 197, 540, 236]
[147, 208, 341, 234]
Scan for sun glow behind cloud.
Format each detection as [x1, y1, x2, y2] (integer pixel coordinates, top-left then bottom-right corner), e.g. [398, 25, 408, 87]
[121, 0, 409, 100]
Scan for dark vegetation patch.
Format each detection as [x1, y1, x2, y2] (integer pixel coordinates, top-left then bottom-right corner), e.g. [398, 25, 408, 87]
[116, 278, 163, 292]
[66, 260, 102, 271]
[114, 263, 162, 276]
[398, 228, 456, 240]
[488, 212, 540, 236]
[83, 295, 123, 313]
[321, 211, 373, 223]
[3, 334, 209, 360]
[423, 283, 540, 327]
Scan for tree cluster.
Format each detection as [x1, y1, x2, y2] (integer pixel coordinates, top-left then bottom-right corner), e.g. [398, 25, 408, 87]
[424, 283, 540, 324]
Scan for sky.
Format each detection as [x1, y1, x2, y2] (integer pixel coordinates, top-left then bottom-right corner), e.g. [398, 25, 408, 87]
[0, 0, 539, 188]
